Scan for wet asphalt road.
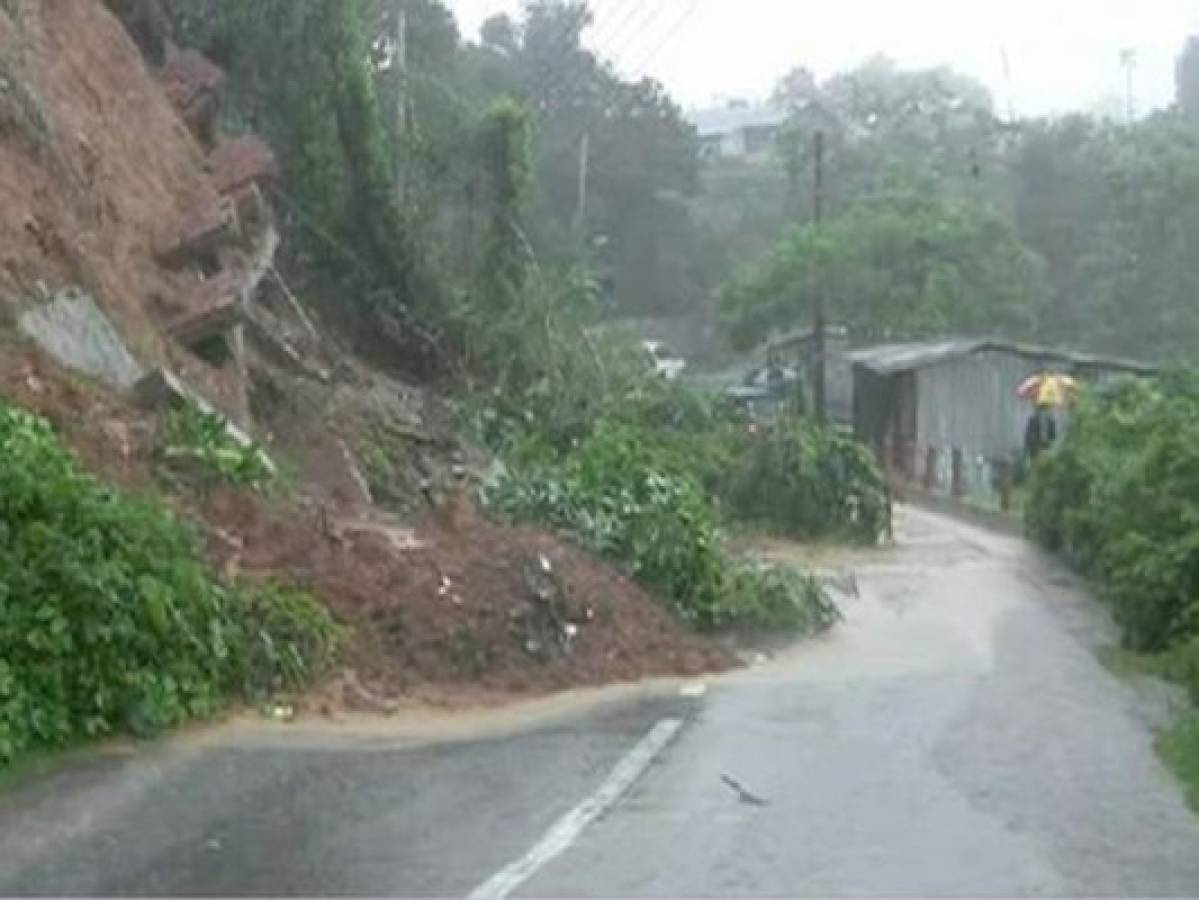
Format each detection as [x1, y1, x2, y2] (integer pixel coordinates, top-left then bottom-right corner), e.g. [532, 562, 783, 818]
[3, 506, 1199, 897]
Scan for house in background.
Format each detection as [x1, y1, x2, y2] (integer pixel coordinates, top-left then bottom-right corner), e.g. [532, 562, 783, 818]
[847, 339, 1156, 491]
[690, 101, 788, 162]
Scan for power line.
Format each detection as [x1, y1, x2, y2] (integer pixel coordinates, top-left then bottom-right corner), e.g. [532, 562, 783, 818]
[624, 0, 704, 74]
[524, 0, 654, 107]
[594, 0, 667, 68]
[529, 0, 673, 119]
[586, 0, 643, 48]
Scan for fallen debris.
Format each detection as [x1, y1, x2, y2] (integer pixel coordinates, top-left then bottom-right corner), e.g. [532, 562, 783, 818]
[155, 199, 241, 270]
[720, 774, 769, 808]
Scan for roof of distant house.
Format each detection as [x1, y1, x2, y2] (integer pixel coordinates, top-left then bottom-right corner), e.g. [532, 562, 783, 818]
[846, 338, 1158, 377]
[688, 102, 788, 138]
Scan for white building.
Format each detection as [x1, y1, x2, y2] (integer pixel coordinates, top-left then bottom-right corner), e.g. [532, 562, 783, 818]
[689, 101, 788, 161]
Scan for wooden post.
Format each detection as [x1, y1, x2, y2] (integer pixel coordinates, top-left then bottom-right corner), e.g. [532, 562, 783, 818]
[812, 130, 827, 424]
[996, 459, 1013, 511]
[924, 446, 937, 491]
[951, 448, 965, 498]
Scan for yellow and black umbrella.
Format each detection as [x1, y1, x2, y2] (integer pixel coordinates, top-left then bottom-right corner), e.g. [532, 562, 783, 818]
[1018, 373, 1080, 407]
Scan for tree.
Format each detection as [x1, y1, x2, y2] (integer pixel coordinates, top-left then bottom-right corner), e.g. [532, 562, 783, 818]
[720, 172, 1045, 350]
[480, 14, 519, 56]
[775, 56, 1002, 208]
[1010, 115, 1116, 339]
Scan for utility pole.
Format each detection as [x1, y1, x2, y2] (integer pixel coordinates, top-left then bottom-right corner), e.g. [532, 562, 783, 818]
[812, 129, 827, 424]
[394, 4, 409, 201]
[1000, 48, 1017, 124]
[573, 130, 590, 237]
[1120, 48, 1137, 124]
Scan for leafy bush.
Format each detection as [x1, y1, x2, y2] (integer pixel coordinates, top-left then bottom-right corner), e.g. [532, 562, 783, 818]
[1158, 713, 1199, 813]
[719, 415, 889, 544]
[485, 420, 836, 632]
[1026, 372, 1199, 653]
[160, 400, 274, 490]
[233, 581, 343, 699]
[487, 422, 725, 624]
[0, 404, 336, 763]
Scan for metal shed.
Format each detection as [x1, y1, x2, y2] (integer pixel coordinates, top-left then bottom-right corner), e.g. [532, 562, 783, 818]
[847, 339, 1156, 484]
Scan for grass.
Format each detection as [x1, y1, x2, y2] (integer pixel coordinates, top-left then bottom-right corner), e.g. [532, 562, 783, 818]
[1158, 714, 1199, 813]
[1097, 645, 1199, 813]
[0, 741, 93, 796]
[1096, 645, 1168, 680]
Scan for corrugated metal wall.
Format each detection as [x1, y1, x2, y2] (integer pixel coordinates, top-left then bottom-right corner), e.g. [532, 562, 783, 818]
[915, 350, 1047, 460]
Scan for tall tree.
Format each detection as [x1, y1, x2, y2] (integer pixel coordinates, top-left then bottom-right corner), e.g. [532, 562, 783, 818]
[721, 172, 1045, 349]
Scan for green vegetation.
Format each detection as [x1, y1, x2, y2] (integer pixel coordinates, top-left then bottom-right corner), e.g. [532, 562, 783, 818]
[1026, 374, 1199, 803]
[714, 52, 1199, 365]
[479, 350, 883, 632]
[1158, 715, 1199, 812]
[721, 179, 1045, 350]
[0, 404, 339, 765]
[485, 416, 842, 633]
[160, 400, 274, 491]
[719, 416, 889, 543]
[1026, 373, 1199, 655]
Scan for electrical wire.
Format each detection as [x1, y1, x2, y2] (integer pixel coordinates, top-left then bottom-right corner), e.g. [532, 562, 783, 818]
[624, 0, 704, 74]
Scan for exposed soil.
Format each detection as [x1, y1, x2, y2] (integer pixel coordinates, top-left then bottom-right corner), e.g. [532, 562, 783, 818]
[0, 341, 732, 703]
[199, 487, 731, 702]
[0, 0, 216, 364]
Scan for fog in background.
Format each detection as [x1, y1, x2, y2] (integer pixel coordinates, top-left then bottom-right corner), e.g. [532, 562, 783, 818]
[450, 0, 1199, 116]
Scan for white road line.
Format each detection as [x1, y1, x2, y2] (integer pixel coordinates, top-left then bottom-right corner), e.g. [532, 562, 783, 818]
[466, 718, 683, 900]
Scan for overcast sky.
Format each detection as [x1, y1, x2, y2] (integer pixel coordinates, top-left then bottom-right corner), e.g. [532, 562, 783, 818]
[448, 0, 1199, 117]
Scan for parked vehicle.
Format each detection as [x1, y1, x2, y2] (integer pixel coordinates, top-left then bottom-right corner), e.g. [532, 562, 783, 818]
[726, 364, 804, 417]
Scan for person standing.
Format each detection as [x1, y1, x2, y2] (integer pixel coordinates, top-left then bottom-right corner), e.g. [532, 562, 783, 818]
[1024, 403, 1058, 462]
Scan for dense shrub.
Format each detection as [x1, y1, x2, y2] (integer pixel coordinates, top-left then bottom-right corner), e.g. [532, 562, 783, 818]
[720, 415, 889, 544]
[1026, 372, 1199, 653]
[0, 405, 338, 763]
[485, 420, 838, 632]
[486, 422, 728, 626]
[234, 581, 343, 700]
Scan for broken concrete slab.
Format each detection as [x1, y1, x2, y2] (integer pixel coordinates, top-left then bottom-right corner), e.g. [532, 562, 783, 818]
[134, 367, 275, 473]
[166, 271, 244, 346]
[18, 287, 145, 389]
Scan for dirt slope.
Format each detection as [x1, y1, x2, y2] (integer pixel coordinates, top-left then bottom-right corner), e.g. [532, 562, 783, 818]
[0, 0, 215, 364]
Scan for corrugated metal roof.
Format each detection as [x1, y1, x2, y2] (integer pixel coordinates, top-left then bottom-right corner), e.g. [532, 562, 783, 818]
[689, 103, 787, 137]
[846, 338, 1157, 376]
[846, 339, 988, 374]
